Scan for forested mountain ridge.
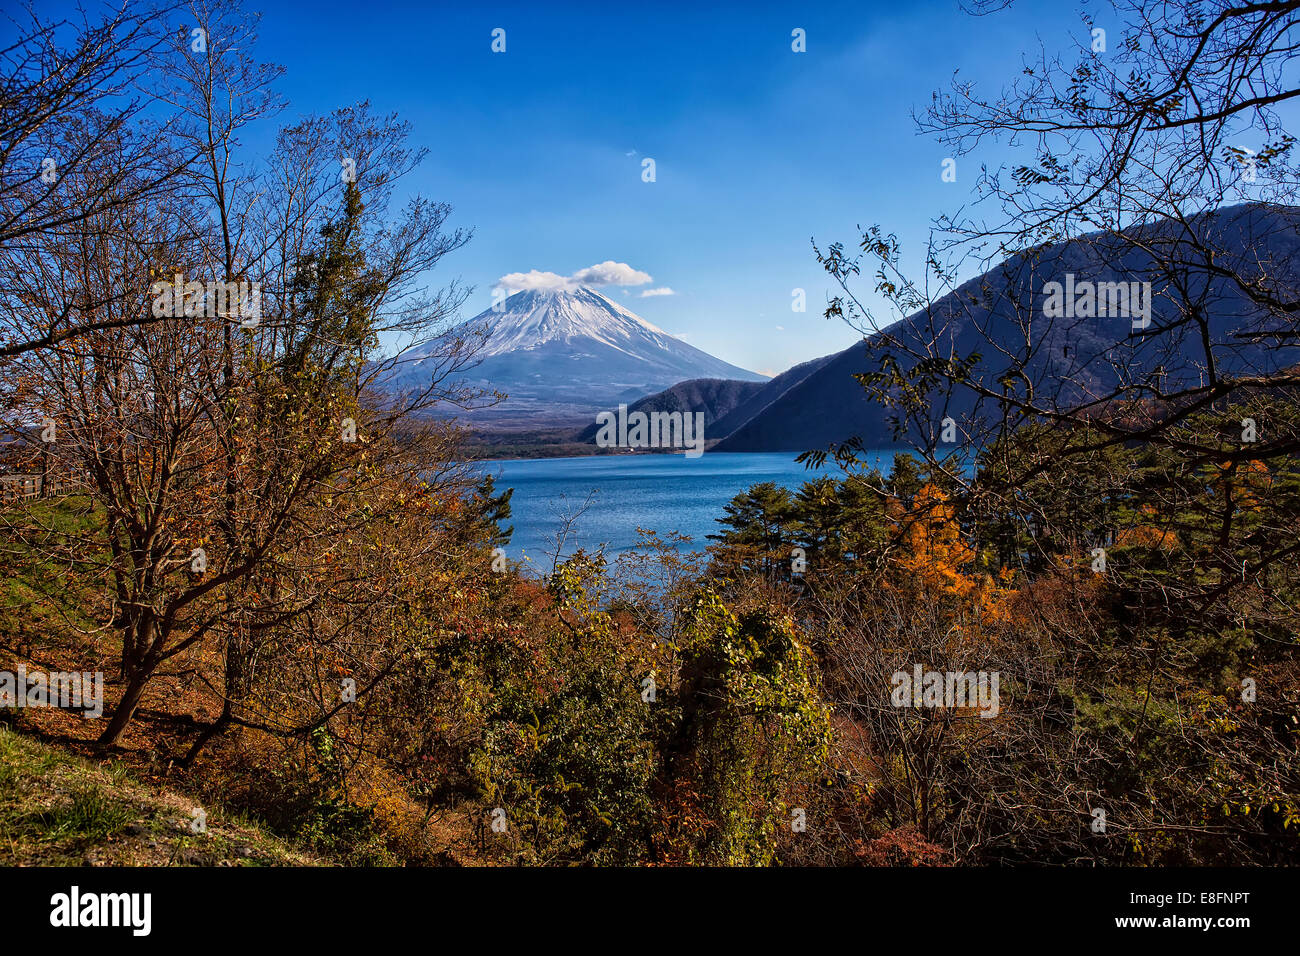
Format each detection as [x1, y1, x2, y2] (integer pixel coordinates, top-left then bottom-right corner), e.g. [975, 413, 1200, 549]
[699, 204, 1300, 451]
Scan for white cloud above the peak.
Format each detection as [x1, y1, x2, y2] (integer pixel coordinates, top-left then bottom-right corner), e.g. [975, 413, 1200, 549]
[495, 269, 572, 292]
[572, 261, 652, 287]
[496, 261, 654, 293]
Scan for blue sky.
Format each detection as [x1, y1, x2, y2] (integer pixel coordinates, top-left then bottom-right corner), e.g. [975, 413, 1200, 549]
[242, 0, 1102, 375]
[53, 0, 1094, 375]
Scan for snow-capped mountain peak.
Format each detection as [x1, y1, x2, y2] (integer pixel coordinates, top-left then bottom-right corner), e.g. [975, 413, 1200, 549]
[470, 286, 680, 359]
[392, 283, 766, 424]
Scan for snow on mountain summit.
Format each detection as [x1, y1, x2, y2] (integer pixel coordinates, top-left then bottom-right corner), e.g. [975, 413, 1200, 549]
[392, 284, 766, 424]
[470, 286, 684, 359]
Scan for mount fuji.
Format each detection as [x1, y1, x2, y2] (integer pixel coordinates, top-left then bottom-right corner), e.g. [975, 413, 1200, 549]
[395, 286, 766, 425]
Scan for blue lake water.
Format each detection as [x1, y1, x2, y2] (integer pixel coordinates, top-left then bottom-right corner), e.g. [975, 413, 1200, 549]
[477, 451, 894, 572]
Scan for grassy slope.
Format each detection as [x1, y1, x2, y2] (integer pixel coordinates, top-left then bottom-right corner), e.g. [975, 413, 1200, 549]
[0, 725, 323, 866]
[0, 498, 326, 866]
[1, 496, 480, 867]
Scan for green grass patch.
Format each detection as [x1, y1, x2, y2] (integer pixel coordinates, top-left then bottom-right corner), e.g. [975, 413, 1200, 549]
[0, 726, 324, 866]
[30, 785, 135, 842]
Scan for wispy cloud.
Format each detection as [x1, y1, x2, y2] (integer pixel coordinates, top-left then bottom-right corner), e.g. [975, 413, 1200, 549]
[494, 269, 572, 292]
[497, 261, 653, 293]
[573, 261, 652, 287]
[639, 287, 675, 298]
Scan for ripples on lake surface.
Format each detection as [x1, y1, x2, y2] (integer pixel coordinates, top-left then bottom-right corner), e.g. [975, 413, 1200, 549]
[479, 451, 893, 572]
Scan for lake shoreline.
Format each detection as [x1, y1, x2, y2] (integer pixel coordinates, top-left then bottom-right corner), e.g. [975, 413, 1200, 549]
[481, 450, 888, 566]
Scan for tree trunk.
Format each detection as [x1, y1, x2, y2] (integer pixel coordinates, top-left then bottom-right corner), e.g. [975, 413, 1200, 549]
[181, 703, 232, 766]
[96, 668, 151, 748]
[182, 621, 247, 765]
[98, 615, 157, 748]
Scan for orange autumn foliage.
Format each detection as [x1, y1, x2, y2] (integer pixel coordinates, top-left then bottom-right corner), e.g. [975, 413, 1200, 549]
[892, 483, 975, 597]
[1217, 458, 1271, 510]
